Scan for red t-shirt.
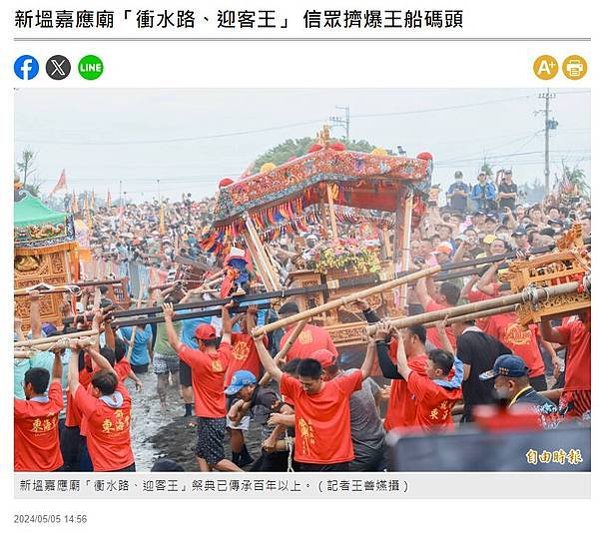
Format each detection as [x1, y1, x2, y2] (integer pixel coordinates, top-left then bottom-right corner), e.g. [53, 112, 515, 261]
[79, 364, 130, 437]
[225, 333, 265, 387]
[14, 382, 64, 472]
[465, 284, 499, 332]
[486, 313, 545, 378]
[115, 360, 132, 382]
[281, 324, 339, 361]
[178, 342, 232, 418]
[280, 371, 362, 464]
[425, 301, 456, 349]
[74, 382, 134, 472]
[65, 367, 93, 428]
[557, 320, 591, 392]
[384, 348, 429, 431]
[407, 372, 462, 431]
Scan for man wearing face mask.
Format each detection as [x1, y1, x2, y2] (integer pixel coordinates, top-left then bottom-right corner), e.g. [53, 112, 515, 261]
[479, 354, 559, 428]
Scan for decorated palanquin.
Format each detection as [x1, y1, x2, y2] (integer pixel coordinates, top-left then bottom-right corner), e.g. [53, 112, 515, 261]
[207, 127, 433, 347]
[501, 223, 591, 326]
[14, 189, 77, 330]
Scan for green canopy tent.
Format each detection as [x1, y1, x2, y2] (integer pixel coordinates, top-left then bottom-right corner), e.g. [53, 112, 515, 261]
[14, 191, 76, 255]
[14, 190, 76, 329]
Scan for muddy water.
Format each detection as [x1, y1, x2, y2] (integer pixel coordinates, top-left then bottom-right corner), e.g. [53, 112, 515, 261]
[128, 370, 179, 471]
[128, 370, 264, 472]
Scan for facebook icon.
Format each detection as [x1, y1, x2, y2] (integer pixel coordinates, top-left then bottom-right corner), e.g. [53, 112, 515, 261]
[14, 55, 40, 80]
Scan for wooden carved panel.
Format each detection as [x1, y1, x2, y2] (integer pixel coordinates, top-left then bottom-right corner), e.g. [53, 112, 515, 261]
[14, 251, 69, 331]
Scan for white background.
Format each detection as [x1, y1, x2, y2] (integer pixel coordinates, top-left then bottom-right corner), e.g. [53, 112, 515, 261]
[1, 0, 597, 532]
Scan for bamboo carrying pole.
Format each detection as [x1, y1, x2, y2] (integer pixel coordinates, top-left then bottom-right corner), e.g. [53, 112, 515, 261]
[421, 304, 517, 328]
[14, 284, 81, 297]
[366, 281, 583, 335]
[252, 265, 441, 338]
[14, 338, 94, 359]
[244, 214, 281, 292]
[258, 319, 308, 387]
[14, 329, 99, 349]
[398, 193, 413, 310]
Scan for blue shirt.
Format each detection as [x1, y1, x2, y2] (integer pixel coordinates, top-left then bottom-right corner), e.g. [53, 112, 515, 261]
[14, 359, 30, 400]
[14, 351, 56, 400]
[181, 314, 212, 350]
[471, 182, 497, 201]
[119, 325, 152, 366]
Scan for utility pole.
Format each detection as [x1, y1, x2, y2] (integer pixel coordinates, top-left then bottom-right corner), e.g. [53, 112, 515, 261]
[329, 105, 350, 141]
[536, 91, 558, 195]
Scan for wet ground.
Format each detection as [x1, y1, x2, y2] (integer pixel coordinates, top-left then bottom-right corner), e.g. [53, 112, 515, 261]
[129, 369, 264, 472]
[129, 365, 560, 472]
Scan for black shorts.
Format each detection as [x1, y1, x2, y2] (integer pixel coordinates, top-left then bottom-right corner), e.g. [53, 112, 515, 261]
[196, 417, 226, 466]
[131, 363, 149, 374]
[60, 423, 84, 472]
[179, 360, 192, 387]
[295, 461, 350, 472]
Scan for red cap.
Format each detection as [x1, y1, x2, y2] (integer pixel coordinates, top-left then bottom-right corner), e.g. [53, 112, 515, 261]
[433, 242, 453, 256]
[218, 177, 234, 188]
[311, 349, 337, 368]
[195, 324, 217, 341]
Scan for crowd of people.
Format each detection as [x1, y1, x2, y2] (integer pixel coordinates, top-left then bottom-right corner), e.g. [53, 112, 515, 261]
[14, 167, 591, 472]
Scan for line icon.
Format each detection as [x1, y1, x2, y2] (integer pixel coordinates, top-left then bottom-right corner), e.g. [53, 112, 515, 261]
[14, 55, 40, 80]
[78, 55, 104, 80]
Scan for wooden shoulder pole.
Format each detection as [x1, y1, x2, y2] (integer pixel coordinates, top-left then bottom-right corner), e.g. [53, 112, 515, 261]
[252, 265, 441, 338]
[14, 329, 99, 349]
[244, 214, 282, 292]
[15, 337, 95, 359]
[421, 304, 517, 328]
[398, 193, 413, 310]
[366, 281, 582, 335]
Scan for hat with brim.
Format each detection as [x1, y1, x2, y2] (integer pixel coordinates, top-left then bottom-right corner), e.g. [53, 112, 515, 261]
[225, 370, 257, 396]
[195, 324, 217, 340]
[433, 241, 454, 256]
[480, 354, 529, 380]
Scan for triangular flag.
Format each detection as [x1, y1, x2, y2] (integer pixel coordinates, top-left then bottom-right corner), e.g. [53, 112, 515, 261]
[50, 169, 67, 196]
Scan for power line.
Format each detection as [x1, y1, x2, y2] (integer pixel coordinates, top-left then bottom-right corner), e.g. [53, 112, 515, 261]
[329, 105, 350, 141]
[351, 93, 547, 119]
[19, 91, 585, 147]
[15, 118, 328, 146]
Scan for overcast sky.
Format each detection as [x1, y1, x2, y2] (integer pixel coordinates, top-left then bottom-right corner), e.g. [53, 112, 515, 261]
[14, 88, 590, 202]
